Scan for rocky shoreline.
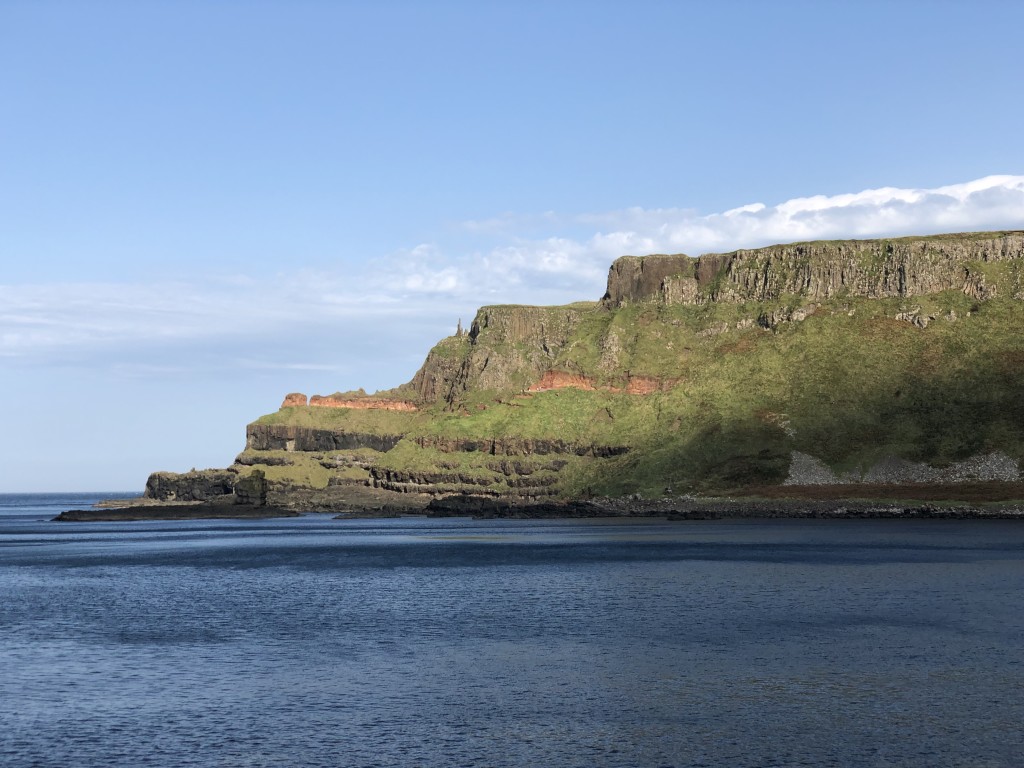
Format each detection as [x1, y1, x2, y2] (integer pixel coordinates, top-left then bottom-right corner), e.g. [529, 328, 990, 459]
[62, 482, 1024, 522]
[414, 494, 1024, 520]
[54, 502, 300, 522]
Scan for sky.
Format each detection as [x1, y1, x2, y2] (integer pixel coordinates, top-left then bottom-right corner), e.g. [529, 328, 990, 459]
[2, 0, 1024, 492]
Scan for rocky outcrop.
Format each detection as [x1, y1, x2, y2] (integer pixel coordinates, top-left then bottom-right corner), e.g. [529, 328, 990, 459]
[369, 464, 565, 497]
[234, 452, 293, 466]
[784, 451, 1021, 485]
[603, 231, 1024, 307]
[55, 504, 299, 522]
[232, 470, 268, 506]
[409, 304, 589, 403]
[246, 424, 402, 453]
[603, 254, 698, 305]
[281, 393, 309, 408]
[371, 467, 499, 492]
[144, 469, 237, 502]
[894, 308, 935, 328]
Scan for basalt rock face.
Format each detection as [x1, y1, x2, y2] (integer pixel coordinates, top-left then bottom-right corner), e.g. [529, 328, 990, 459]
[233, 469, 268, 506]
[368, 455, 573, 497]
[603, 254, 698, 305]
[246, 424, 402, 453]
[144, 469, 238, 502]
[603, 231, 1024, 307]
[409, 304, 589, 405]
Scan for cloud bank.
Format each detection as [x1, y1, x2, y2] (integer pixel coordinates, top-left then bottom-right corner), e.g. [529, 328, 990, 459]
[399, 174, 1024, 303]
[3, 175, 1022, 376]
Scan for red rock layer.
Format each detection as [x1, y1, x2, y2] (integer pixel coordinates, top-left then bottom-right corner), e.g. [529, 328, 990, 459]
[281, 393, 309, 408]
[623, 376, 662, 394]
[528, 371, 666, 395]
[528, 371, 599, 392]
[309, 395, 419, 412]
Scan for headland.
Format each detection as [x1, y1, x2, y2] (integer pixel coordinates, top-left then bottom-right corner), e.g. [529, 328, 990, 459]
[100, 231, 1024, 519]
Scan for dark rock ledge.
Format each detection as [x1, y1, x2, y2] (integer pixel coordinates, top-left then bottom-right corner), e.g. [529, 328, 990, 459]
[55, 470, 300, 521]
[54, 502, 299, 522]
[419, 495, 1024, 520]
[57, 489, 1024, 523]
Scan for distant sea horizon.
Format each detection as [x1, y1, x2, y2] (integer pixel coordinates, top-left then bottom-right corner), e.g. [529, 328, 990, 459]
[0, 492, 141, 522]
[0, 489, 141, 499]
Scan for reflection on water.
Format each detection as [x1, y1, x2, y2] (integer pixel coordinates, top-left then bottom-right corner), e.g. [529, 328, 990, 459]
[1, 496, 1022, 767]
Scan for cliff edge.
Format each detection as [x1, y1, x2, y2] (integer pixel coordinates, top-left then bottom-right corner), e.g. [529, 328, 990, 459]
[145, 231, 1024, 508]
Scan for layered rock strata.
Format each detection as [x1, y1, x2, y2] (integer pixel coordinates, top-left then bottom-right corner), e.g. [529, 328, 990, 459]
[139, 230, 1024, 509]
[245, 424, 402, 453]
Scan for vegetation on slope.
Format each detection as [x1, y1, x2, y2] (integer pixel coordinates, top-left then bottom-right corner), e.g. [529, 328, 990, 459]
[234, 232, 1024, 499]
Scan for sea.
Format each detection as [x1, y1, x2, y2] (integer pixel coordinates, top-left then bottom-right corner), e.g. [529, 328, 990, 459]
[1, 492, 1022, 768]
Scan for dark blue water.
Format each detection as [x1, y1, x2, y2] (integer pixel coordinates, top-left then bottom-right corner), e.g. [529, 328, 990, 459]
[1, 494, 1022, 767]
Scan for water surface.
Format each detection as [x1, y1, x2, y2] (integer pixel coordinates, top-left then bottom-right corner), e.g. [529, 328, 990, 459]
[1, 494, 1022, 766]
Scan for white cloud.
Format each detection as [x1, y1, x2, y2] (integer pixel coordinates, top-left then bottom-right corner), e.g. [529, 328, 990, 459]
[0, 275, 437, 366]
[3, 174, 1022, 374]
[390, 174, 1024, 306]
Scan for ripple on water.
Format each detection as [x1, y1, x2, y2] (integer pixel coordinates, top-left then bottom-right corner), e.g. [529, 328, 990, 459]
[1, 518, 1023, 767]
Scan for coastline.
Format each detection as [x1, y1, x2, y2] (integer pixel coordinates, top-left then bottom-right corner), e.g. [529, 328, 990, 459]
[56, 491, 1024, 522]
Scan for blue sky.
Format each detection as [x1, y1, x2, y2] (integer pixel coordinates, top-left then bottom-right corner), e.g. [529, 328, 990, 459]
[2, 1, 1024, 491]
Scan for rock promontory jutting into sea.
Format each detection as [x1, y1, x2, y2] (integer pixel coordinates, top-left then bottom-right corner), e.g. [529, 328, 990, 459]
[128, 231, 1024, 518]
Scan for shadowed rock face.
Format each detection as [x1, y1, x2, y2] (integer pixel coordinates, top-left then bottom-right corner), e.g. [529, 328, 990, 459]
[144, 469, 237, 502]
[602, 254, 697, 305]
[232, 469, 267, 506]
[408, 435, 628, 457]
[246, 424, 402, 453]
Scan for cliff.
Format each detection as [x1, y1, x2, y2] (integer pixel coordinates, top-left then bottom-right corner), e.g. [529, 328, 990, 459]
[146, 230, 1024, 507]
[408, 304, 591, 404]
[603, 231, 1024, 307]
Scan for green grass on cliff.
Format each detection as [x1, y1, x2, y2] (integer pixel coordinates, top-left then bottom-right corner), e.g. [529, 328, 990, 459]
[238, 451, 335, 489]
[246, 276, 1024, 497]
[413, 388, 641, 443]
[404, 295, 1024, 495]
[255, 405, 423, 434]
